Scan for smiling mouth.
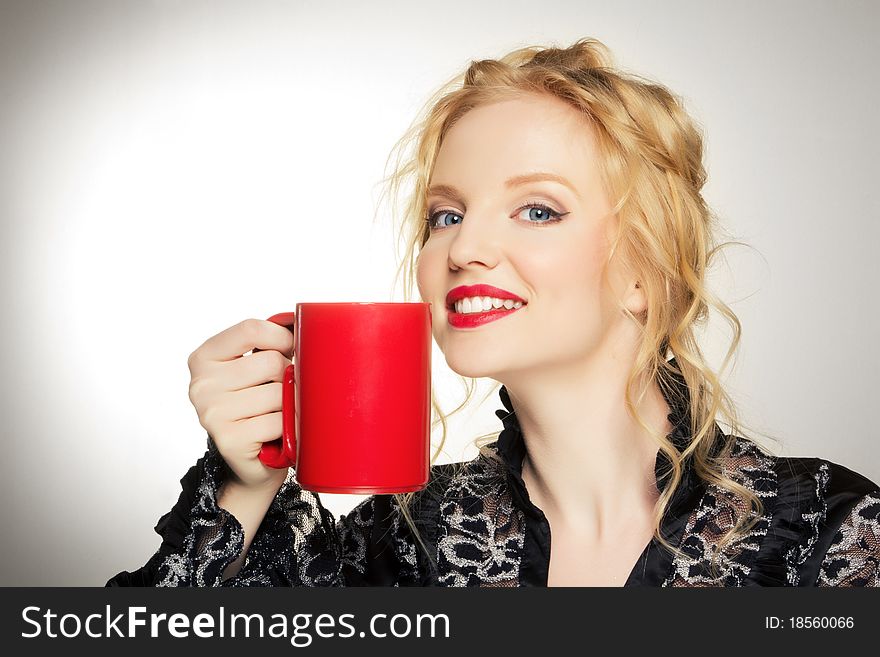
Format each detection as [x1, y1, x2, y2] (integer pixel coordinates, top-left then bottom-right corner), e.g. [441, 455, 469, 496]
[446, 299, 527, 315]
[445, 302, 526, 329]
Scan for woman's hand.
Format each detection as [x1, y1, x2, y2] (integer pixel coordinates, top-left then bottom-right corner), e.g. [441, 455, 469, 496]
[187, 317, 296, 492]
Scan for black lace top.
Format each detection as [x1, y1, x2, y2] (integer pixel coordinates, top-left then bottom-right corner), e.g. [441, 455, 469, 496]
[107, 364, 880, 587]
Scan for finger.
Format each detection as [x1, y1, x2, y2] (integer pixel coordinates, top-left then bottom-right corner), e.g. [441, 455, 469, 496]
[219, 382, 284, 423]
[222, 349, 291, 392]
[229, 412, 284, 449]
[198, 317, 295, 364]
[252, 312, 297, 357]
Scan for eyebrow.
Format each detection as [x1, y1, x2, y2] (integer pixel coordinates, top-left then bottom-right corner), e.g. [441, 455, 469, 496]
[427, 172, 579, 201]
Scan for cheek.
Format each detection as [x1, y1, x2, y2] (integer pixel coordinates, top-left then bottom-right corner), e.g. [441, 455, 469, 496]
[415, 246, 447, 344]
[532, 228, 608, 301]
[415, 244, 440, 301]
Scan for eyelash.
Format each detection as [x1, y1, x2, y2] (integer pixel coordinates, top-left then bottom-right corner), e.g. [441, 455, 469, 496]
[426, 201, 570, 231]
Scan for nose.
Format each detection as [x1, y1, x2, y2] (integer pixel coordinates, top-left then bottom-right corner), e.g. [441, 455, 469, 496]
[446, 209, 500, 271]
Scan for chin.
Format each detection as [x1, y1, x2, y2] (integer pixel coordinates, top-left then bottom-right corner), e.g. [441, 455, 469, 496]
[449, 366, 491, 379]
[443, 354, 493, 380]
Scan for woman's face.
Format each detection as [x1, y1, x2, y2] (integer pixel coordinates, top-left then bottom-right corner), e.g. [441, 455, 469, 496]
[416, 93, 639, 382]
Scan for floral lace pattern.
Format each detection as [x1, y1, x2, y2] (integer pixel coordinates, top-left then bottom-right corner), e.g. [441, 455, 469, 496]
[155, 444, 245, 586]
[817, 492, 880, 587]
[663, 437, 778, 586]
[436, 455, 524, 587]
[108, 375, 880, 588]
[114, 433, 879, 589]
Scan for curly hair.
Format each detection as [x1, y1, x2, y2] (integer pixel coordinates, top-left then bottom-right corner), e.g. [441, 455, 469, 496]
[373, 37, 777, 578]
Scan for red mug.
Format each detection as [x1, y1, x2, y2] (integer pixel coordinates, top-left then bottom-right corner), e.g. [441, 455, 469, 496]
[255, 303, 432, 494]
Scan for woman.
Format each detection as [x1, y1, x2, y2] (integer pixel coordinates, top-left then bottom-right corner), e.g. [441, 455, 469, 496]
[108, 38, 879, 587]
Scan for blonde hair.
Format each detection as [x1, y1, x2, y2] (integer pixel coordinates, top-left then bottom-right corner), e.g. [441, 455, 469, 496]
[375, 38, 777, 579]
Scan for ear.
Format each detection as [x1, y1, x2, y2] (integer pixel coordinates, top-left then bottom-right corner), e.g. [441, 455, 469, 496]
[624, 279, 648, 316]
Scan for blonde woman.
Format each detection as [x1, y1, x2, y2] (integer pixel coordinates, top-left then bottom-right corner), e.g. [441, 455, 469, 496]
[109, 38, 879, 587]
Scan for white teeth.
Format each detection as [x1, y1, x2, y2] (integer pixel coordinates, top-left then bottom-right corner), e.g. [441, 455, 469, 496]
[453, 296, 524, 314]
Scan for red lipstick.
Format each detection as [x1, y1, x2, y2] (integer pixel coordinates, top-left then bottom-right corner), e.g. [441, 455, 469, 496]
[446, 284, 527, 308]
[445, 284, 527, 329]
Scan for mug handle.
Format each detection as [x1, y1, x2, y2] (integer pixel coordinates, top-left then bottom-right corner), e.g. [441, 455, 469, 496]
[256, 312, 297, 469]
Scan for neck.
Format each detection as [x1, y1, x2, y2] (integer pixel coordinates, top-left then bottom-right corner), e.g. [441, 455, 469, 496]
[501, 354, 671, 541]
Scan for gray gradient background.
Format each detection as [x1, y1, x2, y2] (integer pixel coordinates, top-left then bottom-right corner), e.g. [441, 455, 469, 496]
[1, 0, 877, 586]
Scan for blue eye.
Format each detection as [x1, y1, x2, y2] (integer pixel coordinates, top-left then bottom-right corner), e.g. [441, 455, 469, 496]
[427, 210, 463, 229]
[427, 202, 568, 231]
[516, 204, 562, 223]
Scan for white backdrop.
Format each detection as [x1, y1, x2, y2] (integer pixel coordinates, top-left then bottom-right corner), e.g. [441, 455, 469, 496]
[1, 0, 877, 585]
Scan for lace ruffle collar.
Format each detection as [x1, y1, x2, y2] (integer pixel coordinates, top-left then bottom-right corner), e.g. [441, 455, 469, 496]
[491, 358, 703, 518]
